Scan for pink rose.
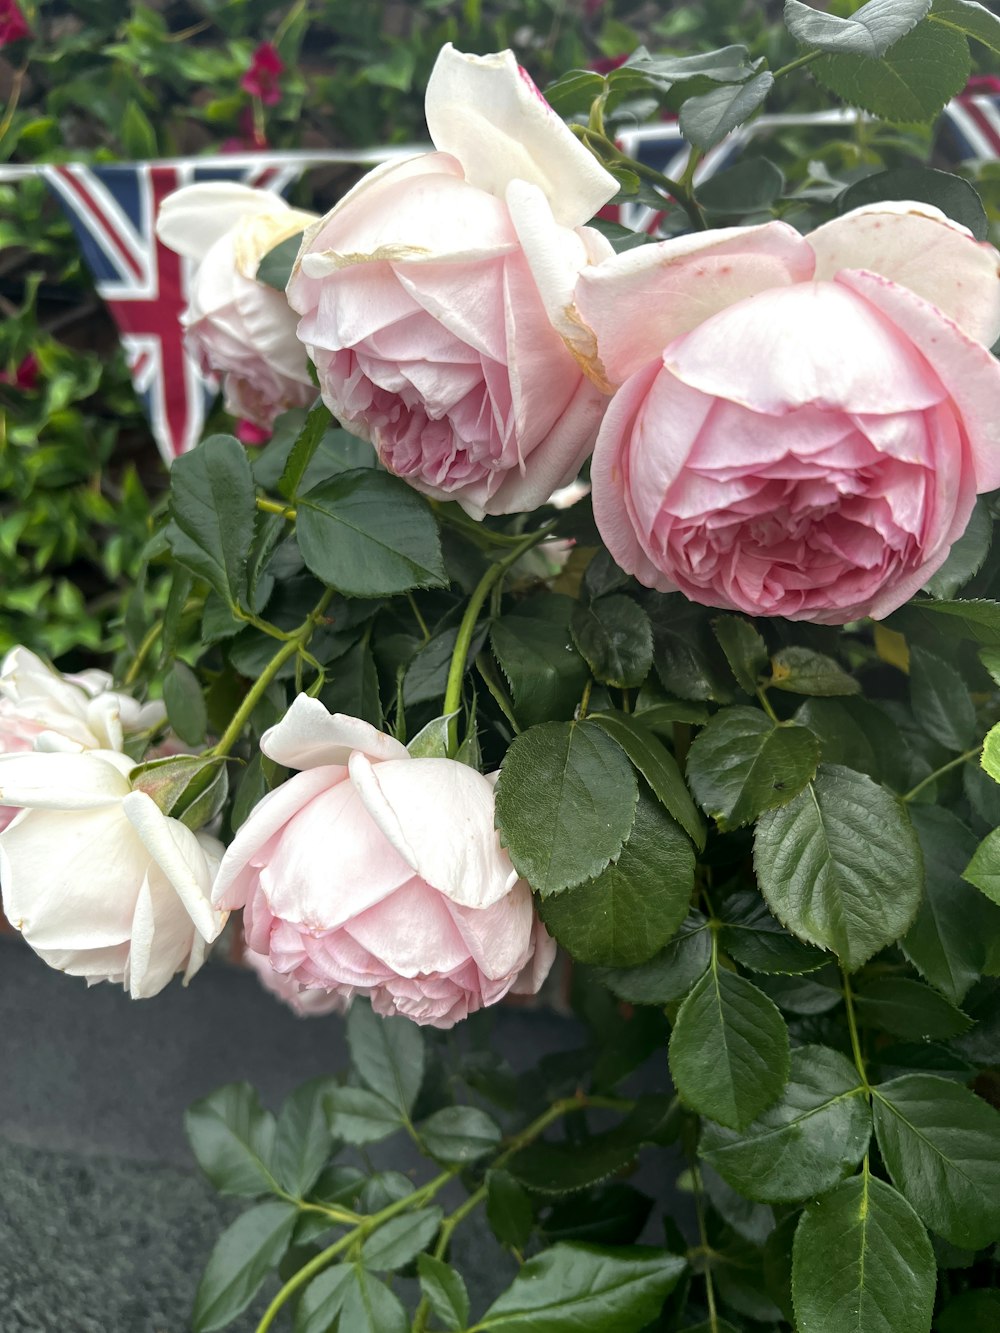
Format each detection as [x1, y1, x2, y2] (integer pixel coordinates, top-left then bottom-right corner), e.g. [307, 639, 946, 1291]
[286, 44, 618, 519]
[578, 205, 1000, 623]
[157, 184, 318, 428]
[213, 696, 555, 1028]
[243, 943, 348, 1018]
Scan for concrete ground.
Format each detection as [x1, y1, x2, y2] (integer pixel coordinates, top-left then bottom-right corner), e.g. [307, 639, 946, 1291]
[1, 937, 663, 1333]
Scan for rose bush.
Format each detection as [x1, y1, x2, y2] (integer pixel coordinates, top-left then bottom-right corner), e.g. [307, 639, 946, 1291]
[577, 205, 1000, 623]
[0, 749, 225, 997]
[212, 695, 555, 1027]
[286, 43, 618, 517]
[157, 184, 318, 428]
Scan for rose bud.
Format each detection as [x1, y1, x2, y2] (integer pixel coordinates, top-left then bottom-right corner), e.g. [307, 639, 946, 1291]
[213, 695, 555, 1028]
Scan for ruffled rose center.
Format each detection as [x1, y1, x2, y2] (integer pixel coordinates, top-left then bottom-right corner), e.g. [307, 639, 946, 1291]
[630, 396, 972, 622]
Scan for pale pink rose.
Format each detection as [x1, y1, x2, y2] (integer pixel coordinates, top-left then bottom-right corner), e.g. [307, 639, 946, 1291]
[157, 184, 318, 428]
[577, 205, 1000, 623]
[243, 943, 349, 1018]
[286, 44, 618, 519]
[0, 647, 166, 827]
[0, 750, 226, 997]
[213, 695, 556, 1029]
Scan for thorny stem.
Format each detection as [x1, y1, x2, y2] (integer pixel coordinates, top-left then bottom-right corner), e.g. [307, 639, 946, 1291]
[122, 622, 164, 688]
[441, 522, 558, 756]
[210, 588, 334, 757]
[691, 1164, 720, 1333]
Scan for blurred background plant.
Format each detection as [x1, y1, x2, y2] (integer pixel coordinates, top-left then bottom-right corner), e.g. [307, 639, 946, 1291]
[0, 0, 996, 664]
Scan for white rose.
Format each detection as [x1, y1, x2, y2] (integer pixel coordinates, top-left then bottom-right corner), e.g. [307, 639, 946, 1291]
[0, 750, 226, 998]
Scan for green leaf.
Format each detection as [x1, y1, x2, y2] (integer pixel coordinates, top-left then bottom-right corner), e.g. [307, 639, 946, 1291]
[964, 824, 1000, 903]
[668, 964, 790, 1130]
[295, 470, 446, 598]
[855, 976, 971, 1040]
[360, 1206, 442, 1271]
[903, 805, 993, 1004]
[813, 18, 970, 124]
[293, 1265, 352, 1333]
[420, 1106, 502, 1163]
[273, 1078, 337, 1198]
[791, 1172, 935, 1333]
[617, 44, 760, 88]
[570, 595, 653, 688]
[697, 159, 785, 214]
[476, 1243, 686, 1332]
[929, 0, 1000, 57]
[712, 615, 768, 693]
[785, 0, 931, 55]
[168, 434, 257, 608]
[794, 696, 896, 782]
[256, 233, 302, 293]
[754, 765, 923, 970]
[346, 1001, 424, 1118]
[647, 596, 735, 702]
[508, 1096, 677, 1196]
[873, 1074, 1000, 1248]
[293, 1264, 352, 1333]
[278, 402, 330, 502]
[936, 1290, 1000, 1333]
[896, 597, 1000, 646]
[494, 721, 638, 898]
[540, 1184, 653, 1247]
[595, 911, 711, 1005]
[184, 1083, 277, 1197]
[162, 659, 207, 747]
[192, 1200, 297, 1333]
[687, 707, 820, 830]
[538, 790, 694, 966]
[718, 891, 828, 975]
[588, 710, 705, 849]
[486, 1169, 534, 1249]
[121, 99, 158, 158]
[336, 1264, 408, 1333]
[982, 721, 1000, 782]
[770, 646, 859, 697]
[909, 645, 977, 752]
[406, 713, 455, 759]
[321, 639, 383, 728]
[678, 71, 774, 150]
[491, 596, 590, 728]
[545, 68, 608, 113]
[417, 1254, 470, 1331]
[326, 1086, 403, 1144]
[701, 1045, 870, 1203]
[837, 173, 979, 248]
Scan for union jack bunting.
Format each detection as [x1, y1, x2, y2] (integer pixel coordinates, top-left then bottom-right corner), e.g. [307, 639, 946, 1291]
[938, 82, 1000, 163]
[42, 160, 303, 466]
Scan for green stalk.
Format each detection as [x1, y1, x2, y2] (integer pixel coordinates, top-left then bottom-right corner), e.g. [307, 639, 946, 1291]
[210, 588, 334, 758]
[902, 747, 981, 803]
[441, 522, 557, 755]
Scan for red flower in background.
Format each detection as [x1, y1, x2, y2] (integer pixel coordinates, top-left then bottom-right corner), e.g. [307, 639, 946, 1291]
[234, 418, 271, 446]
[241, 43, 285, 106]
[589, 53, 628, 75]
[0, 353, 39, 391]
[0, 0, 30, 48]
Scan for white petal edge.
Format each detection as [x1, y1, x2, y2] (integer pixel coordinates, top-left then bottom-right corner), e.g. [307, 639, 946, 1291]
[120, 791, 224, 942]
[260, 694, 409, 770]
[157, 183, 292, 262]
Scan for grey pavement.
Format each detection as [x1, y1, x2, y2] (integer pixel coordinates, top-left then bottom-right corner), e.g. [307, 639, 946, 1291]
[2, 937, 652, 1333]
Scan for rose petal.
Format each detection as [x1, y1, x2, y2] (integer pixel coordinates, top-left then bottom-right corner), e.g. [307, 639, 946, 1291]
[575, 221, 816, 387]
[260, 693, 408, 770]
[120, 791, 224, 943]
[349, 753, 518, 908]
[807, 202, 1000, 347]
[157, 182, 292, 261]
[424, 44, 617, 228]
[837, 268, 1000, 492]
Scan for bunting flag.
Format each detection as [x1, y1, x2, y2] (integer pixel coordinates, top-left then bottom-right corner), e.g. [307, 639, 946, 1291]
[42, 160, 303, 465]
[0, 90, 995, 465]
